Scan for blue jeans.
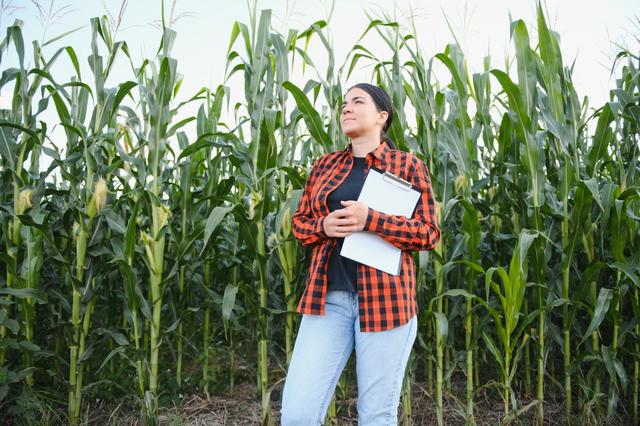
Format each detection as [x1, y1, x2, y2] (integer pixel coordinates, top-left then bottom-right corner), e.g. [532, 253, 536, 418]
[280, 290, 418, 425]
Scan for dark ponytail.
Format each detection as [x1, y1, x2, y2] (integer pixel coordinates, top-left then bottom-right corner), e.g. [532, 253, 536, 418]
[381, 133, 396, 149]
[349, 82, 397, 150]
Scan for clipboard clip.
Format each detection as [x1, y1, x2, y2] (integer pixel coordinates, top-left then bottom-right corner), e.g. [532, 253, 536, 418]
[382, 171, 412, 191]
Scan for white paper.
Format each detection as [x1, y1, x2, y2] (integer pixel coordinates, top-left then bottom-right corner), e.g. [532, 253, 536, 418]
[340, 168, 421, 275]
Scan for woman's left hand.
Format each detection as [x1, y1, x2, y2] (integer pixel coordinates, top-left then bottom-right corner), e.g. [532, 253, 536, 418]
[335, 200, 369, 233]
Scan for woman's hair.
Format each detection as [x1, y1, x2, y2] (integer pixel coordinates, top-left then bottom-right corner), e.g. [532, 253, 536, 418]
[347, 83, 396, 149]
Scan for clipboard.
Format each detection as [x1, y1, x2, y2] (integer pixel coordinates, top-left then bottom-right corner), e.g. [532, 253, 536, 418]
[340, 166, 422, 275]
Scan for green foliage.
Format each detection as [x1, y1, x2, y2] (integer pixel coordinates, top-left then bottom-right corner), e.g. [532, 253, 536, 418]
[0, 2, 638, 425]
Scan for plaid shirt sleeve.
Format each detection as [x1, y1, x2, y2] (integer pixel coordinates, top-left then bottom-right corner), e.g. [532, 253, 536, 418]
[363, 156, 440, 251]
[291, 156, 329, 246]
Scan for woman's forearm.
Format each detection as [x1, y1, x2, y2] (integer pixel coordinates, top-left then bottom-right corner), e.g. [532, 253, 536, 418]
[291, 156, 329, 246]
[363, 156, 440, 251]
[292, 214, 328, 246]
[363, 207, 439, 251]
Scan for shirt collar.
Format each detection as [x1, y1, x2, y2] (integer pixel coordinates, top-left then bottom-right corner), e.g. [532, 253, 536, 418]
[344, 140, 390, 160]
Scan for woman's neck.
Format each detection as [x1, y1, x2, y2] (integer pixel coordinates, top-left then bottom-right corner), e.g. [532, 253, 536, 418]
[350, 133, 380, 157]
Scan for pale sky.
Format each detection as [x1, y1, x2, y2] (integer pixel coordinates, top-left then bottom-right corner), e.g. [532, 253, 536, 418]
[1, 0, 638, 155]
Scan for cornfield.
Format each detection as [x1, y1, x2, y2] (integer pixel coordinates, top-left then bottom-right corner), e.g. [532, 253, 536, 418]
[0, 1, 638, 425]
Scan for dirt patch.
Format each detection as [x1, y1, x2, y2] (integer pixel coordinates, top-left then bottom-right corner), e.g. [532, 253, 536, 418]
[81, 378, 628, 425]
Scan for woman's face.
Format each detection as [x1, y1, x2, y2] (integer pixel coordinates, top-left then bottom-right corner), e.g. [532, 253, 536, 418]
[340, 87, 388, 139]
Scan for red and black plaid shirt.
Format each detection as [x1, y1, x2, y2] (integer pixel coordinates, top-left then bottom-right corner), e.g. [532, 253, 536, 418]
[291, 140, 440, 332]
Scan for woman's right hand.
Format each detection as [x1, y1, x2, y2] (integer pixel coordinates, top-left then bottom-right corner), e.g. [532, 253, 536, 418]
[323, 209, 358, 238]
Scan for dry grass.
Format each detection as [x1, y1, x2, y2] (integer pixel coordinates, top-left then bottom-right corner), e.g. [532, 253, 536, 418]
[77, 369, 630, 426]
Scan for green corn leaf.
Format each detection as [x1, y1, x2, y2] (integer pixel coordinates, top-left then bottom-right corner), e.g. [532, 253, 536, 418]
[580, 288, 613, 345]
[201, 206, 234, 256]
[282, 81, 332, 151]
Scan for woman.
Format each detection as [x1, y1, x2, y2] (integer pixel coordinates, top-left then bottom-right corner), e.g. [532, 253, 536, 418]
[280, 83, 440, 425]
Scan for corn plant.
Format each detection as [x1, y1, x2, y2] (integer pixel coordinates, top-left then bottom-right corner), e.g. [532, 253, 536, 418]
[482, 230, 539, 419]
[39, 14, 134, 422]
[225, 6, 280, 421]
[133, 23, 177, 418]
[0, 20, 44, 382]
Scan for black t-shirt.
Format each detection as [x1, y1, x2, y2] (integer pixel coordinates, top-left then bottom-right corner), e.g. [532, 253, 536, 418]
[326, 156, 367, 293]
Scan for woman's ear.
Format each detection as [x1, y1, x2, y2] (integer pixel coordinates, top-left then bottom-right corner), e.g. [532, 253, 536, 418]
[378, 110, 388, 125]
